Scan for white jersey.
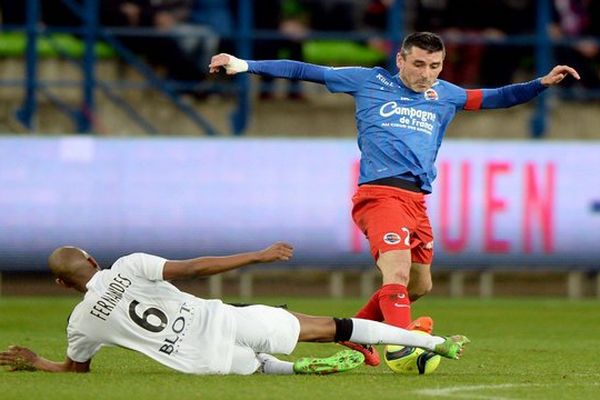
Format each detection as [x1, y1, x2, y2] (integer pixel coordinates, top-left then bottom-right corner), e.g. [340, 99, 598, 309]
[66, 253, 237, 374]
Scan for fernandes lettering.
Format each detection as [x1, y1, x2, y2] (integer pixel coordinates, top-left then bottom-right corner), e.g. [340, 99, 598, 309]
[90, 273, 132, 321]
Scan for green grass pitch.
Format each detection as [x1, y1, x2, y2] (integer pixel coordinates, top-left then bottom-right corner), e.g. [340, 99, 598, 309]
[1, 296, 599, 400]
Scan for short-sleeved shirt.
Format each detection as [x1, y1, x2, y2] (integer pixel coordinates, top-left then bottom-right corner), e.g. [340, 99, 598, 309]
[67, 253, 237, 374]
[324, 66, 468, 193]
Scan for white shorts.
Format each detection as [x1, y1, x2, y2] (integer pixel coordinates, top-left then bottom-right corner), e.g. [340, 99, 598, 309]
[227, 304, 300, 375]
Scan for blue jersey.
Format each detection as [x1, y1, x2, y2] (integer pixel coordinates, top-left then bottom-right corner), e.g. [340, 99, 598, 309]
[246, 59, 546, 193]
[325, 66, 467, 192]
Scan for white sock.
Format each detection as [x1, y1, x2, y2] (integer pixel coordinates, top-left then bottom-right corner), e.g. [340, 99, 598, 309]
[349, 318, 445, 351]
[256, 353, 295, 375]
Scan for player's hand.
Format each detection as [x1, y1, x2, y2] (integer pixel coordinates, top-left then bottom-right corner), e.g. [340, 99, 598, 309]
[0, 345, 38, 371]
[540, 65, 580, 86]
[258, 242, 294, 263]
[209, 53, 249, 75]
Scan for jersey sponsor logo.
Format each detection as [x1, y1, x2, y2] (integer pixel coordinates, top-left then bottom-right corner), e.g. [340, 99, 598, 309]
[379, 101, 437, 123]
[383, 228, 411, 246]
[157, 303, 193, 356]
[127, 299, 194, 356]
[383, 232, 402, 245]
[424, 88, 439, 101]
[379, 101, 436, 135]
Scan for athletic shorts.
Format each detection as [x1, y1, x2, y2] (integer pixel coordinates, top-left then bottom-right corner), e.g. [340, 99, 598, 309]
[227, 305, 300, 375]
[352, 184, 434, 264]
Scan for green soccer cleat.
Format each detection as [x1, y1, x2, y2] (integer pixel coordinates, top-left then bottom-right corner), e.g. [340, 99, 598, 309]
[433, 335, 471, 360]
[293, 350, 365, 375]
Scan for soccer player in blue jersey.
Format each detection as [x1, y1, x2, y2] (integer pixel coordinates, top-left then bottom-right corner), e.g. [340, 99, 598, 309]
[208, 32, 579, 366]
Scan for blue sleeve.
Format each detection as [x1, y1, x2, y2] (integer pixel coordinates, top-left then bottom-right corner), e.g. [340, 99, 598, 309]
[480, 79, 547, 109]
[246, 60, 327, 84]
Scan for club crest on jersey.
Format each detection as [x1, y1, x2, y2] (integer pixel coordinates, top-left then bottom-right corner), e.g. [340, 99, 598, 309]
[383, 232, 402, 245]
[424, 88, 439, 101]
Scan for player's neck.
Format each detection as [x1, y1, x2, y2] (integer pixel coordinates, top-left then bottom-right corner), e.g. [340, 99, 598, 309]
[75, 270, 98, 292]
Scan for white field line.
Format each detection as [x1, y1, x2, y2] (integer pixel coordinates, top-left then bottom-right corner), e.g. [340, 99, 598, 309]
[413, 382, 599, 400]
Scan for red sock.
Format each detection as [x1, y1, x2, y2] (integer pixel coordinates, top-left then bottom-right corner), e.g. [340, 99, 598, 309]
[354, 289, 384, 321]
[378, 283, 411, 328]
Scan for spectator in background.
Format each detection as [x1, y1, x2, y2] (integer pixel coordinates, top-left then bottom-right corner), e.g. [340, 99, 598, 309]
[254, 0, 311, 100]
[309, 0, 357, 33]
[0, 0, 26, 24]
[412, 0, 448, 33]
[416, 0, 504, 86]
[550, 0, 600, 89]
[413, 0, 533, 87]
[41, 0, 81, 27]
[362, 0, 395, 57]
[191, 0, 233, 52]
[305, 1, 388, 68]
[100, 0, 218, 93]
[478, 0, 536, 87]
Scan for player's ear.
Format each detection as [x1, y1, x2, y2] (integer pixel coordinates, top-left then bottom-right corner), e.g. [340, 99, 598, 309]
[87, 256, 100, 271]
[396, 52, 405, 70]
[56, 278, 71, 289]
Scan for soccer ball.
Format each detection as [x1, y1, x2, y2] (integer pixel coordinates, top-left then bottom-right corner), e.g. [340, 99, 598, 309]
[384, 342, 441, 375]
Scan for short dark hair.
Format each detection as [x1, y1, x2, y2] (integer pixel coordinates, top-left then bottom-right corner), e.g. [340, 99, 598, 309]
[400, 32, 445, 57]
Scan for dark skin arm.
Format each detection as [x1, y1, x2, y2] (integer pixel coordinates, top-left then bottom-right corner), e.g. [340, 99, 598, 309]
[162, 241, 294, 280]
[0, 345, 90, 373]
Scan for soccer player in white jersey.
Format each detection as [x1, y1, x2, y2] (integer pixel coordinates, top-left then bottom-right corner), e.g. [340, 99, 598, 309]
[0, 242, 469, 375]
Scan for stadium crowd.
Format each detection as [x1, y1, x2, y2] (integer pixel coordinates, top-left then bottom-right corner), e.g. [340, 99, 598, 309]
[1, 0, 599, 93]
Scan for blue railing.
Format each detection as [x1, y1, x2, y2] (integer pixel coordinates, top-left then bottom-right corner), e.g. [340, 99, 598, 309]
[0, 0, 592, 137]
[6, 0, 225, 135]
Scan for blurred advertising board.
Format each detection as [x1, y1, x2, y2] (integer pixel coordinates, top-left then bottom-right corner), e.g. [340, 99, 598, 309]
[1, 137, 598, 270]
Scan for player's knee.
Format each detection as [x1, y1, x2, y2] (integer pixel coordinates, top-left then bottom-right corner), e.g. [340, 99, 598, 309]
[380, 266, 410, 286]
[409, 281, 432, 301]
[383, 268, 411, 285]
[378, 251, 412, 284]
[378, 262, 411, 284]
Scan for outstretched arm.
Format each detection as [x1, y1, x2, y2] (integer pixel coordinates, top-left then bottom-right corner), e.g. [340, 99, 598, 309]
[209, 53, 327, 84]
[162, 242, 294, 280]
[0, 345, 90, 373]
[465, 65, 580, 110]
[540, 65, 580, 86]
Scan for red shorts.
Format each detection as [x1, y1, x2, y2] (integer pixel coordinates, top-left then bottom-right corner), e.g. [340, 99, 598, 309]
[352, 185, 434, 264]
